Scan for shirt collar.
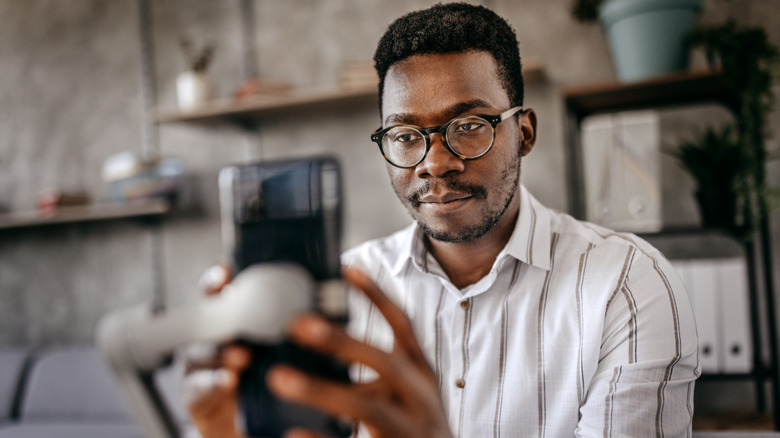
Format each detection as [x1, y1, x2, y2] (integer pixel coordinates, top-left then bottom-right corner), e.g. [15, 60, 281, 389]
[390, 184, 552, 276]
[503, 185, 551, 271]
[390, 221, 423, 276]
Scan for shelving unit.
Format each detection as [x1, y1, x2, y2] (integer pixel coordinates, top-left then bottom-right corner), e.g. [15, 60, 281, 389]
[0, 200, 170, 230]
[563, 69, 779, 429]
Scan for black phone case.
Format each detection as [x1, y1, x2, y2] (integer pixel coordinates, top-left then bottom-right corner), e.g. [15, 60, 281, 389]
[237, 341, 352, 437]
[219, 157, 350, 437]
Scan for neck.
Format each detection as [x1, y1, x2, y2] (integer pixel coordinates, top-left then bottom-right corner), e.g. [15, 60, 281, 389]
[426, 196, 519, 289]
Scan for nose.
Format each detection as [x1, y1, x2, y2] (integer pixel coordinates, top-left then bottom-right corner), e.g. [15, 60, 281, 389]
[415, 133, 465, 178]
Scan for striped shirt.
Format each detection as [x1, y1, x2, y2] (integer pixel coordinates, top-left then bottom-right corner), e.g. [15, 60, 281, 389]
[343, 185, 699, 437]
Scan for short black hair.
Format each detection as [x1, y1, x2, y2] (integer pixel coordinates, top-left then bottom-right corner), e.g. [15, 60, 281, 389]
[373, 2, 524, 115]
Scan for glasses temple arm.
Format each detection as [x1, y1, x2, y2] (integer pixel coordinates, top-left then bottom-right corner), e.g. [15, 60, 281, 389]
[499, 106, 524, 121]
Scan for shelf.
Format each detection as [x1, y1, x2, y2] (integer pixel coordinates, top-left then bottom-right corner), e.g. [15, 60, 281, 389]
[155, 84, 378, 126]
[155, 59, 547, 127]
[563, 69, 738, 121]
[637, 226, 738, 238]
[0, 199, 171, 230]
[699, 372, 775, 382]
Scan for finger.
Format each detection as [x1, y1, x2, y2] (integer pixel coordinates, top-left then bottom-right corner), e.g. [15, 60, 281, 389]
[342, 267, 429, 369]
[184, 343, 251, 373]
[184, 355, 247, 438]
[288, 313, 399, 376]
[287, 314, 438, 408]
[284, 427, 345, 438]
[183, 342, 220, 372]
[221, 344, 252, 371]
[199, 264, 231, 296]
[182, 368, 235, 406]
[182, 346, 248, 404]
[187, 371, 247, 438]
[268, 365, 405, 433]
[185, 368, 239, 421]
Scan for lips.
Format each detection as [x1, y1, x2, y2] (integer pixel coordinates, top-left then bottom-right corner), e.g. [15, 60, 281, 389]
[408, 180, 487, 209]
[418, 192, 473, 204]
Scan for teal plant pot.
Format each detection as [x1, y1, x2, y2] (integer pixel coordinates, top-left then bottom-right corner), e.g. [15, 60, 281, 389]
[599, 0, 702, 82]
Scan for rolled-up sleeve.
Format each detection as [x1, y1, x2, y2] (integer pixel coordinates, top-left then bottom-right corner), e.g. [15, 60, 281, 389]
[577, 252, 700, 438]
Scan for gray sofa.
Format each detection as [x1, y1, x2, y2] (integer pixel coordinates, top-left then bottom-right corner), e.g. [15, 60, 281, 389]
[0, 347, 31, 428]
[0, 345, 188, 438]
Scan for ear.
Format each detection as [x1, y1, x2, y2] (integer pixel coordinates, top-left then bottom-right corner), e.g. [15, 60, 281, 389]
[519, 108, 537, 157]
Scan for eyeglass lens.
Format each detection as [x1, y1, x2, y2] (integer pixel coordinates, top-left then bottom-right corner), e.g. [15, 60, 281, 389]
[382, 116, 494, 167]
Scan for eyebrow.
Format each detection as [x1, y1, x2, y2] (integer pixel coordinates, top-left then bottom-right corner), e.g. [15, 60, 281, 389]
[383, 99, 496, 126]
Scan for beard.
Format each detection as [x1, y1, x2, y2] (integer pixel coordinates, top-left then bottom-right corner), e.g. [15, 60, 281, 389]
[394, 155, 521, 243]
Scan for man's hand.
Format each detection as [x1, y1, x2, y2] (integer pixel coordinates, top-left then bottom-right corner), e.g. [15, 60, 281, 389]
[185, 345, 250, 438]
[184, 264, 249, 438]
[185, 264, 452, 438]
[267, 266, 453, 438]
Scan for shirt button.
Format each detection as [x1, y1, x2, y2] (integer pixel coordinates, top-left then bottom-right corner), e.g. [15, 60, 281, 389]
[460, 300, 470, 310]
[455, 378, 466, 388]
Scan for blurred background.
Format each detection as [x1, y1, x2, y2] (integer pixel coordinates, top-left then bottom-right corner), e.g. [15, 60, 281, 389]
[0, 0, 779, 431]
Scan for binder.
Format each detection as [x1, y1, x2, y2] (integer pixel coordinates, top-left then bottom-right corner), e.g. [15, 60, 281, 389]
[717, 258, 753, 373]
[581, 111, 662, 233]
[674, 259, 720, 373]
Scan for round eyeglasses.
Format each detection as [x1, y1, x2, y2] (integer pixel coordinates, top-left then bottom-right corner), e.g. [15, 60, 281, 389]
[370, 106, 523, 169]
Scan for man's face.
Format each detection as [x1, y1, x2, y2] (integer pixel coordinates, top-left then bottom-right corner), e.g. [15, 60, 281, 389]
[381, 51, 534, 243]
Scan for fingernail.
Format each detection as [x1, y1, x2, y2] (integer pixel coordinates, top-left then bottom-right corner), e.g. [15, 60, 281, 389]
[200, 265, 227, 289]
[285, 429, 311, 438]
[223, 346, 251, 367]
[269, 367, 305, 396]
[302, 316, 330, 341]
[183, 369, 229, 402]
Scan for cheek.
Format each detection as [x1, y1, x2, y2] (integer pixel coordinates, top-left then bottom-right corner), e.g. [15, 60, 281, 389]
[484, 146, 521, 192]
[386, 166, 408, 194]
[497, 122, 522, 156]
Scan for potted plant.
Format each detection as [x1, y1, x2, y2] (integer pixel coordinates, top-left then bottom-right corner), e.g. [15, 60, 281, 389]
[676, 21, 780, 238]
[176, 37, 216, 110]
[571, 0, 703, 82]
[674, 125, 747, 232]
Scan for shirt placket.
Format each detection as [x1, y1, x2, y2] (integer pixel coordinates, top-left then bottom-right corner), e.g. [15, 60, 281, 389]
[442, 291, 473, 438]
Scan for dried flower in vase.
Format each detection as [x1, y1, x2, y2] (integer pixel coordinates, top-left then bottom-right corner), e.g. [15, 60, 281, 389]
[179, 37, 215, 73]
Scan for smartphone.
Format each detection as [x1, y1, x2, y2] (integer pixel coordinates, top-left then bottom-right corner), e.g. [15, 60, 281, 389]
[219, 157, 351, 438]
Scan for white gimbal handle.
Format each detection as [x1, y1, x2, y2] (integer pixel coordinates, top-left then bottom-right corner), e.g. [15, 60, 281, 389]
[96, 263, 327, 438]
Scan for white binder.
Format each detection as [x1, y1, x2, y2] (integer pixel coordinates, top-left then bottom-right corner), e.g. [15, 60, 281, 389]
[674, 259, 720, 373]
[581, 111, 662, 233]
[716, 258, 753, 373]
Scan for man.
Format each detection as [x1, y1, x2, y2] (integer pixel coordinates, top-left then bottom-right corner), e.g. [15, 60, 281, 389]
[189, 3, 698, 437]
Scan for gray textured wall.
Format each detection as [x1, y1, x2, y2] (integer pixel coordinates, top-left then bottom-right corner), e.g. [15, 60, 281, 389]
[1, 0, 779, 414]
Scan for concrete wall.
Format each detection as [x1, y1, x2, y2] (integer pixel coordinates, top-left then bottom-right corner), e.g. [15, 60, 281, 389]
[1, 0, 779, 413]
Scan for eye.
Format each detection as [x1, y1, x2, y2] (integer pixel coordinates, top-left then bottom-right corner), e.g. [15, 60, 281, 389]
[388, 128, 423, 144]
[457, 123, 482, 132]
[451, 118, 489, 134]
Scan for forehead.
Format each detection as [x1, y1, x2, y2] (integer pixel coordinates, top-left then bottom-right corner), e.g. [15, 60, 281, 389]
[381, 51, 510, 125]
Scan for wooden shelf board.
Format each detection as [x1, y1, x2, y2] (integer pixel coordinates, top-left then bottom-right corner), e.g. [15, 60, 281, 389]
[564, 69, 739, 119]
[0, 200, 170, 230]
[155, 84, 378, 125]
[637, 226, 739, 238]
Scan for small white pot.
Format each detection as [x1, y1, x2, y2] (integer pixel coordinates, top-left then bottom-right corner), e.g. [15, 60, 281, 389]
[176, 71, 213, 110]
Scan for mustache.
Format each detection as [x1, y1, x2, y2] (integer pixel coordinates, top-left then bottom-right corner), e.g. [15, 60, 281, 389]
[408, 179, 488, 206]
